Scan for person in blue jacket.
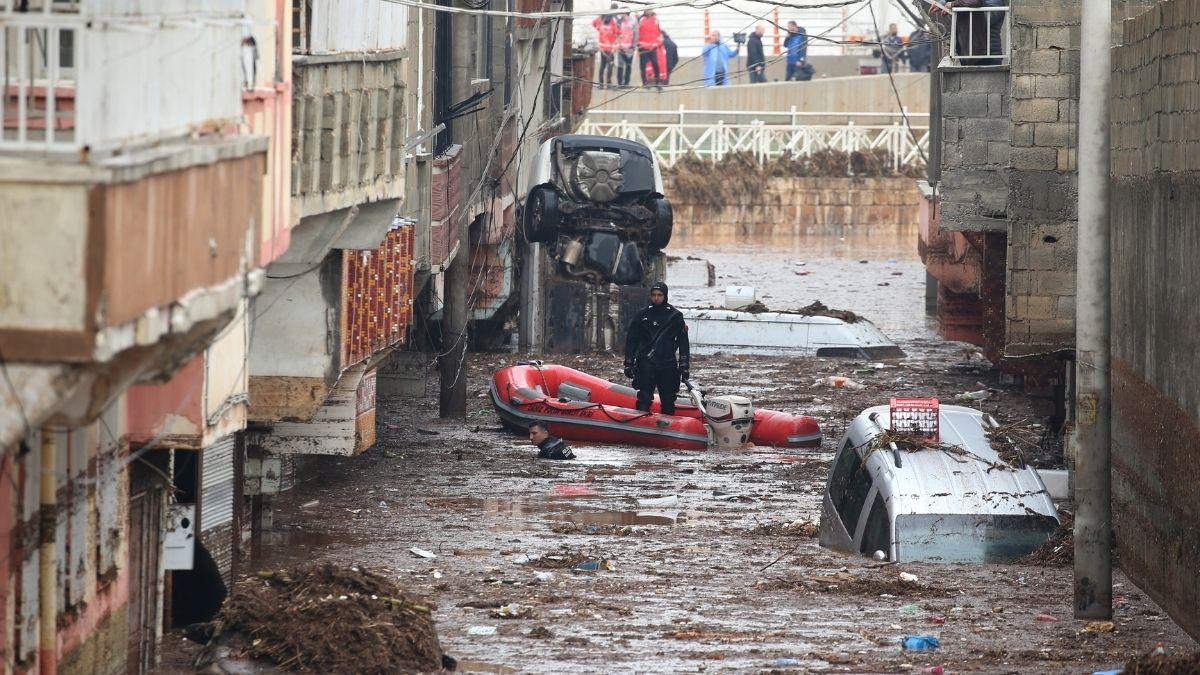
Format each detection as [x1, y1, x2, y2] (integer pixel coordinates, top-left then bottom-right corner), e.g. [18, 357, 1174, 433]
[784, 21, 813, 81]
[702, 30, 739, 86]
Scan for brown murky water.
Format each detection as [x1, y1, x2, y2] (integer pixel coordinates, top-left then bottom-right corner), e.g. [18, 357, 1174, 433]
[159, 230, 1197, 674]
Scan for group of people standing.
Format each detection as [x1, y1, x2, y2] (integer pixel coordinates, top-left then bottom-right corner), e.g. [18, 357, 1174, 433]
[707, 21, 814, 87]
[879, 23, 934, 73]
[594, 6, 679, 89]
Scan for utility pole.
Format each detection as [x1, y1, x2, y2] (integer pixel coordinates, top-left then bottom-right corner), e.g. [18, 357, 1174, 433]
[1073, 0, 1112, 620]
[439, 9, 475, 419]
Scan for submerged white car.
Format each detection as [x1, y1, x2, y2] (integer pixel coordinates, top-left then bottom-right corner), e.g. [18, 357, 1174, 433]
[819, 403, 1059, 563]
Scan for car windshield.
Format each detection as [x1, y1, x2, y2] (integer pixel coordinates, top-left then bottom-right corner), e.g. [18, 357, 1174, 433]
[896, 514, 1058, 563]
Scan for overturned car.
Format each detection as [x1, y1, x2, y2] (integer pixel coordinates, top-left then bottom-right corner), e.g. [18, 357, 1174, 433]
[520, 135, 673, 286]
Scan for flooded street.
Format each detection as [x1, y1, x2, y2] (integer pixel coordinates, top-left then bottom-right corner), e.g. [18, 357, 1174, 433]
[161, 231, 1195, 673]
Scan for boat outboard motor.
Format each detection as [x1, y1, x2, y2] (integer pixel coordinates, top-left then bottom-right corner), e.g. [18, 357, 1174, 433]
[705, 395, 754, 448]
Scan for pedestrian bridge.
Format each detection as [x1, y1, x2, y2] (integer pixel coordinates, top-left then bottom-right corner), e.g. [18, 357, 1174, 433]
[577, 108, 929, 170]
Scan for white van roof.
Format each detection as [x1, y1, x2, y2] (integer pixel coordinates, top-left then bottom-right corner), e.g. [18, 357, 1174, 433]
[846, 404, 1057, 520]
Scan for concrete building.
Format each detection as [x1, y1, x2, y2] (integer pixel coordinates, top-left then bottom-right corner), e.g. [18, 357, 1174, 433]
[0, 0, 271, 671]
[1110, 0, 1200, 640]
[920, 1, 1080, 419]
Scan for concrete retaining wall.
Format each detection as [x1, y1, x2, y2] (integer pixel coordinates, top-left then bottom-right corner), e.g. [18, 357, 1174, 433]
[1109, 0, 1200, 641]
[588, 73, 930, 125]
[665, 175, 920, 239]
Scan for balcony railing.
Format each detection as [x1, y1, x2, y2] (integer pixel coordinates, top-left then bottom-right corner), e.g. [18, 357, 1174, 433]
[1, 22, 78, 149]
[2, 10, 245, 153]
[948, 5, 1010, 67]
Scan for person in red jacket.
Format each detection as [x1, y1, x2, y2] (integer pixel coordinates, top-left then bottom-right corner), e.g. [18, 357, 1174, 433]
[636, 9, 664, 89]
[616, 10, 636, 87]
[593, 14, 617, 87]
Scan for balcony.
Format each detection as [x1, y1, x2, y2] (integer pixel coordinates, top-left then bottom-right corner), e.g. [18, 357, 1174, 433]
[945, 5, 1011, 69]
[1, 6, 246, 154]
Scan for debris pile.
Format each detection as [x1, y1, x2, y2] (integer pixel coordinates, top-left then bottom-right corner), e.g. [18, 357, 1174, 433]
[795, 300, 860, 324]
[1123, 650, 1200, 674]
[666, 150, 922, 208]
[749, 520, 819, 537]
[204, 564, 448, 674]
[1018, 511, 1074, 566]
[984, 423, 1043, 469]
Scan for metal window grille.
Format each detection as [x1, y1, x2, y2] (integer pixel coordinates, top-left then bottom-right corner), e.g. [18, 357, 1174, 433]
[948, 5, 1011, 67]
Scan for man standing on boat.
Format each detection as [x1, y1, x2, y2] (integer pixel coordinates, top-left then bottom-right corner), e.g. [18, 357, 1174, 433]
[624, 281, 690, 415]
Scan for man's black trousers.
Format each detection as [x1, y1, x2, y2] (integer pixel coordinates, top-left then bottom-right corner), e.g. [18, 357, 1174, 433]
[634, 362, 681, 414]
[639, 49, 661, 85]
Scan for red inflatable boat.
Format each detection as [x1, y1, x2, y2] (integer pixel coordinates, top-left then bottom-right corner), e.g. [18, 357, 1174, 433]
[490, 362, 821, 450]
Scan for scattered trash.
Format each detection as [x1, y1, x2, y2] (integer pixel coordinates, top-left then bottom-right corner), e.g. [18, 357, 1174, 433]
[1035, 613, 1059, 622]
[553, 484, 597, 497]
[872, 550, 887, 561]
[527, 626, 554, 639]
[899, 572, 919, 583]
[859, 259, 869, 264]
[533, 572, 555, 583]
[637, 495, 680, 507]
[813, 376, 866, 390]
[1082, 620, 1116, 634]
[922, 667, 945, 675]
[300, 500, 320, 509]
[877, 282, 891, 286]
[956, 389, 992, 401]
[573, 559, 616, 572]
[466, 626, 497, 636]
[887, 258, 899, 264]
[901, 635, 941, 651]
[1123, 648, 1200, 673]
[1091, 670, 1122, 675]
[891, 271, 904, 276]
[490, 603, 533, 619]
[409, 547, 438, 559]
[749, 520, 818, 537]
[379, 501, 389, 508]
[899, 604, 920, 614]
[927, 615, 946, 625]
[346, 508, 362, 515]
[774, 657, 803, 666]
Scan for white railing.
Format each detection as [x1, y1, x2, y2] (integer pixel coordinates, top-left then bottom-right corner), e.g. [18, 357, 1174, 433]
[576, 117, 928, 170]
[1, 22, 78, 150]
[1, 10, 245, 153]
[948, 5, 1011, 67]
[587, 106, 930, 127]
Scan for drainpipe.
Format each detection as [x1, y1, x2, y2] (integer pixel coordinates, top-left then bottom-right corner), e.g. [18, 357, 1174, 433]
[38, 429, 57, 674]
[1073, 0, 1112, 620]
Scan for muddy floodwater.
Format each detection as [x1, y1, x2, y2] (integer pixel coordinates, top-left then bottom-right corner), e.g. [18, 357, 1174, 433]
[159, 231, 1196, 674]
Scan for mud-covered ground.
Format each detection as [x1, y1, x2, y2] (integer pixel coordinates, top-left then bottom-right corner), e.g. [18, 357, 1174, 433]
[159, 234, 1196, 673]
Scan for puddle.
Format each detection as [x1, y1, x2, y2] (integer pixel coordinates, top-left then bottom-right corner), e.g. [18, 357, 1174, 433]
[552, 509, 681, 526]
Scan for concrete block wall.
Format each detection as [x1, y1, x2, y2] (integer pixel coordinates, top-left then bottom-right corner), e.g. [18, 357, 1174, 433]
[1109, 0, 1200, 640]
[938, 68, 1011, 232]
[664, 176, 921, 239]
[1003, 0, 1081, 355]
[292, 57, 408, 218]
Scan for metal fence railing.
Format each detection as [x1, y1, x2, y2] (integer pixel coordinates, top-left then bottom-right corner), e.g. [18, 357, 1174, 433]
[948, 5, 1011, 67]
[1, 22, 78, 150]
[576, 117, 929, 170]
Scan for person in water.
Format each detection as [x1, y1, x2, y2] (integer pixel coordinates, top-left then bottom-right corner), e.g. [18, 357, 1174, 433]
[528, 421, 575, 460]
[623, 281, 690, 415]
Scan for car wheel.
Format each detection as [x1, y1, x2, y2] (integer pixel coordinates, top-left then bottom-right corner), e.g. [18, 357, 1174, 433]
[522, 187, 560, 243]
[647, 198, 673, 252]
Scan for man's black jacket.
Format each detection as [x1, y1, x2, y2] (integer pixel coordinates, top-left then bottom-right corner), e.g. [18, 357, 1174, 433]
[747, 33, 765, 68]
[624, 302, 690, 371]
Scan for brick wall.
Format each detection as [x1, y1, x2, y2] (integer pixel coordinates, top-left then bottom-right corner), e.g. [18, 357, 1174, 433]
[1109, 0, 1200, 640]
[1003, 1, 1081, 355]
[938, 69, 1011, 232]
[664, 176, 921, 239]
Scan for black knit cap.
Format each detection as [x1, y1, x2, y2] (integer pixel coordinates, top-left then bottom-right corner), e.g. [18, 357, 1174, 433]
[649, 281, 669, 303]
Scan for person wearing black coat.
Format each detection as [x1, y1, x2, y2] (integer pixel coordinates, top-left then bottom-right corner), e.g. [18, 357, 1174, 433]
[746, 24, 767, 83]
[623, 282, 690, 415]
[662, 31, 679, 84]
